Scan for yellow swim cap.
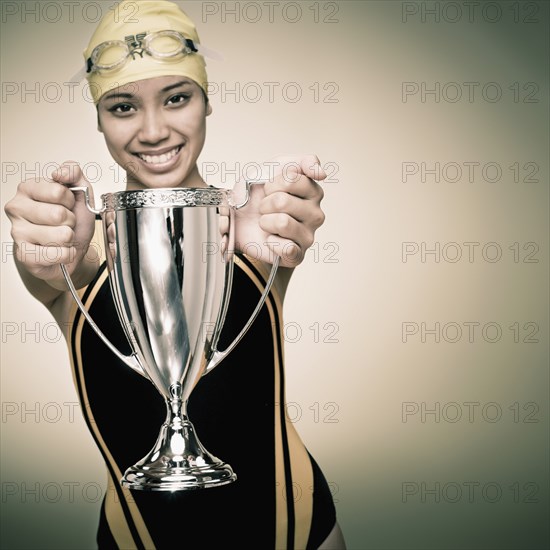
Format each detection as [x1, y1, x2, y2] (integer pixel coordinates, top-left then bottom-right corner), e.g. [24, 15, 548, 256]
[84, 0, 208, 103]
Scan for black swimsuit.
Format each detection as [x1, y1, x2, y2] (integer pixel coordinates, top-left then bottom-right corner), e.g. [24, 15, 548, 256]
[67, 248, 336, 549]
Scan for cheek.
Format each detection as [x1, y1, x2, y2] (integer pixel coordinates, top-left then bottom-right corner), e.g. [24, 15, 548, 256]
[103, 137, 125, 163]
[101, 124, 131, 157]
[189, 118, 207, 148]
[176, 105, 208, 140]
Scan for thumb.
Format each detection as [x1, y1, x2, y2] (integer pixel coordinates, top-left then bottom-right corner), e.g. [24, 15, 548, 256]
[51, 160, 96, 210]
[51, 160, 89, 187]
[300, 155, 327, 182]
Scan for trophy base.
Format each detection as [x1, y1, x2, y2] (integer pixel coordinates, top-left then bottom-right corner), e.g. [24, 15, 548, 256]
[120, 408, 237, 491]
[122, 464, 237, 491]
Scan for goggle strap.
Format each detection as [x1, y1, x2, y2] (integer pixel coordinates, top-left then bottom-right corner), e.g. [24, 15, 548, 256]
[195, 43, 224, 62]
[185, 38, 198, 52]
[69, 65, 88, 83]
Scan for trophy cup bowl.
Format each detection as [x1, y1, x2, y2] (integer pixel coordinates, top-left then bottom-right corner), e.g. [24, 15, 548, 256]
[61, 184, 278, 491]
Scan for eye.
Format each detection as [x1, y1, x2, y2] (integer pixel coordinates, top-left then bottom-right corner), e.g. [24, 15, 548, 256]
[167, 93, 191, 106]
[108, 103, 135, 115]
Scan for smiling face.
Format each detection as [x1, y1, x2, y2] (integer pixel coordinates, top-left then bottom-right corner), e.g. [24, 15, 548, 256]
[97, 75, 212, 190]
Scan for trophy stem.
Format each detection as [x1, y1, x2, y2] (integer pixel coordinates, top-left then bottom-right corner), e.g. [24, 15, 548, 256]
[121, 383, 236, 491]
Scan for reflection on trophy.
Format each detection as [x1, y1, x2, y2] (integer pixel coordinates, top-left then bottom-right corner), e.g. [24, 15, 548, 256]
[61, 185, 278, 491]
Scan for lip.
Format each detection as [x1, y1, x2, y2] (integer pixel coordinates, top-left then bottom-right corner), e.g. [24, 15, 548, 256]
[132, 144, 184, 171]
[134, 144, 183, 156]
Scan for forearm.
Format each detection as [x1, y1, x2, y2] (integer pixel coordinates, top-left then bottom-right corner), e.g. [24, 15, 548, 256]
[14, 253, 99, 309]
[273, 265, 294, 301]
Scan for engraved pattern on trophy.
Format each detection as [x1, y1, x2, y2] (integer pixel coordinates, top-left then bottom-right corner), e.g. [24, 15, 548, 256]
[103, 188, 228, 210]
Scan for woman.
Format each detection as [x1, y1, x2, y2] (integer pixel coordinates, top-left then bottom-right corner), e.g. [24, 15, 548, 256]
[4, 1, 345, 548]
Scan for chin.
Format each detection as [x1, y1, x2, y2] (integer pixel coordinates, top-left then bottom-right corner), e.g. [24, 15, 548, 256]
[126, 169, 191, 190]
[141, 178, 183, 189]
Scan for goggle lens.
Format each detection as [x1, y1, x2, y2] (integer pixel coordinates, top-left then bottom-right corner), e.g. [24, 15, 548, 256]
[93, 42, 129, 70]
[146, 31, 188, 58]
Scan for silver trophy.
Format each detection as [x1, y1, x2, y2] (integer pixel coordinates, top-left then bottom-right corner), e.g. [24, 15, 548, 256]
[61, 184, 279, 491]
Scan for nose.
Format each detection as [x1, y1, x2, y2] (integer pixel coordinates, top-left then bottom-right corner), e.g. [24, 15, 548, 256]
[137, 108, 170, 144]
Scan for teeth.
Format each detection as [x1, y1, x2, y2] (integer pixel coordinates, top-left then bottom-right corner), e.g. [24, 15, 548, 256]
[138, 146, 180, 164]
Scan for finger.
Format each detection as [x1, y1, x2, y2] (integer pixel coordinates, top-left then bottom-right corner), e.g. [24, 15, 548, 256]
[51, 161, 87, 186]
[235, 181, 266, 216]
[264, 235, 305, 268]
[298, 154, 327, 182]
[51, 161, 96, 211]
[15, 242, 77, 268]
[259, 212, 313, 250]
[259, 191, 325, 228]
[12, 222, 75, 248]
[19, 179, 76, 210]
[219, 213, 230, 236]
[16, 197, 76, 228]
[106, 221, 116, 245]
[265, 173, 325, 201]
[272, 155, 327, 183]
[268, 154, 327, 182]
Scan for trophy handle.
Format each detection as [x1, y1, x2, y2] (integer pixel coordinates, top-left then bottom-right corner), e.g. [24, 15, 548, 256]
[60, 187, 146, 378]
[67, 186, 105, 215]
[206, 255, 280, 375]
[205, 178, 280, 374]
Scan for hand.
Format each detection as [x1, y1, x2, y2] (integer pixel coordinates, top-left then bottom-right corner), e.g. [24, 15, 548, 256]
[234, 154, 327, 268]
[4, 161, 96, 287]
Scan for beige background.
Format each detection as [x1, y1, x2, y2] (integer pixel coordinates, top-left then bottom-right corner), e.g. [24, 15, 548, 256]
[1, 1, 548, 548]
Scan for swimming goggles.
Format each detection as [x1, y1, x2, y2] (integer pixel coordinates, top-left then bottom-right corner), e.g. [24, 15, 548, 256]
[86, 30, 219, 74]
